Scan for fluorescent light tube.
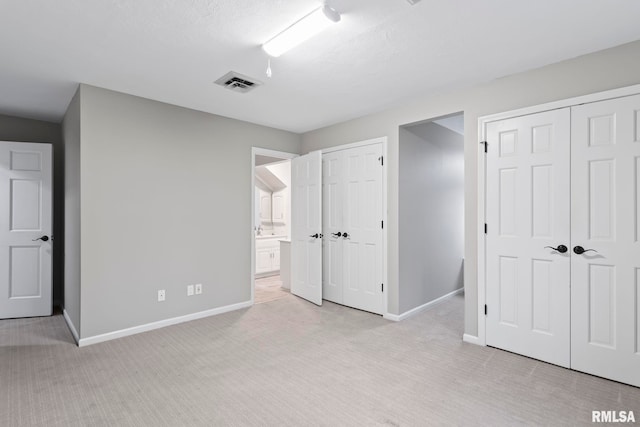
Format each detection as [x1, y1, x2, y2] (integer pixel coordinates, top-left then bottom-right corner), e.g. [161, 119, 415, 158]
[262, 6, 340, 57]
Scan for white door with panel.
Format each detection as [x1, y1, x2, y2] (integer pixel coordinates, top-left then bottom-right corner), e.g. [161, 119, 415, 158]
[485, 109, 571, 367]
[322, 150, 344, 304]
[485, 94, 640, 387]
[291, 151, 323, 306]
[0, 141, 52, 319]
[323, 143, 385, 315]
[570, 94, 640, 387]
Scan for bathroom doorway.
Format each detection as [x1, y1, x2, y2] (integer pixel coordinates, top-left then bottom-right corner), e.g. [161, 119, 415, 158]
[251, 148, 297, 305]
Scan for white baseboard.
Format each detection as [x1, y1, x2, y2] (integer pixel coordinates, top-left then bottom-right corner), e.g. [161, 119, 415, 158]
[78, 300, 252, 347]
[383, 287, 464, 322]
[63, 309, 80, 345]
[462, 333, 483, 346]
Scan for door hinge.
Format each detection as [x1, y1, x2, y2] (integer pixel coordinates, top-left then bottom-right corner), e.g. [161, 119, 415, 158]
[378, 156, 384, 166]
[381, 220, 384, 229]
[484, 304, 487, 315]
[480, 141, 487, 153]
[381, 283, 384, 292]
[484, 223, 487, 234]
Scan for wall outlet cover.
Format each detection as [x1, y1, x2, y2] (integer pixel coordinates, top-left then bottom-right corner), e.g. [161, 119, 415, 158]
[195, 283, 202, 295]
[158, 289, 166, 302]
[187, 284, 194, 296]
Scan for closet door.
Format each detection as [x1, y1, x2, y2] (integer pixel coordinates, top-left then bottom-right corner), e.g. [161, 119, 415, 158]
[342, 144, 385, 315]
[570, 94, 640, 387]
[322, 150, 344, 304]
[485, 109, 571, 367]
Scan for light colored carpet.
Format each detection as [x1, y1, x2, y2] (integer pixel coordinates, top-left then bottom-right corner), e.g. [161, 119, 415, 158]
[254, 275, 289, 304]
[1, 293, 639, 426]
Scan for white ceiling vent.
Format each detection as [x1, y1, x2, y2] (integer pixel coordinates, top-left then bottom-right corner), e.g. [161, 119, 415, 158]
[406, 0, 422, 4]
[214, 71, 262, 93]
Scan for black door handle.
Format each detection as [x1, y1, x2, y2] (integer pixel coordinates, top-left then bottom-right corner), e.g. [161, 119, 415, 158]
[342, 232, 349, 239]
[310, 233, 319, 238]
[331, 232, 342, 237]
[32, 235, 49, 242]
[544, 245, 568, 253]
[573, 246, 597, 255]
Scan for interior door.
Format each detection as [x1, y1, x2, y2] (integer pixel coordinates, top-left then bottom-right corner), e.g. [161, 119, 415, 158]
[291, 151, 323, 305]
[0, 141, 53, 319]
[485, 109, 571, 367]
[322, 150, 344, 303]
[570, 94, 640, 387]
[342, 144, 384, 314]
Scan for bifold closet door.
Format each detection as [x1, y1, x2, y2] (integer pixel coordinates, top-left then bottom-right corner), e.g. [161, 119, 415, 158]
[322, 143, 385, 314]
[570, 94, 640, 387]
[485, 109, 571, 367]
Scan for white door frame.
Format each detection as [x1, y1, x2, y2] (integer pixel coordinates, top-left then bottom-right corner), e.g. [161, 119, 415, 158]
[250, 147, 298, 305]
[474, 83, 640, 346]
[322, 137, 389, 317]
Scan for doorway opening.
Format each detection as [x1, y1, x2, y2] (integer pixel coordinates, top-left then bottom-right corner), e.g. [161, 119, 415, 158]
[251, 148, 296, 305]
[398, 113, 465, 316]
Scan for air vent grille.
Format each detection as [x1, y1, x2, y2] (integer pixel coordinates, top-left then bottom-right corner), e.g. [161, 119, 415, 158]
[214, 71, 262, 93]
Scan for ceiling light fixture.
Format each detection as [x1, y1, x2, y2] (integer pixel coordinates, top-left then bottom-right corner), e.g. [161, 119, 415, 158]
[262, 5, 341, 57]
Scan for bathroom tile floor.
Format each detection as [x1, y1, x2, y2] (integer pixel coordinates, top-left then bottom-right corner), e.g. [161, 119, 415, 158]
[255, 275, 289, 304]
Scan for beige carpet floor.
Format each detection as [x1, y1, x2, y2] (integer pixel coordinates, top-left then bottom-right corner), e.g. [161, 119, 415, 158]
[1, 293, 639, 426]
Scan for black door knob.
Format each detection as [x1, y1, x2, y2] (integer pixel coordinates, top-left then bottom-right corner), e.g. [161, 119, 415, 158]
[544, 244, 568, 253]
[331, 232, 342, 237]
[342, 232, 349, 239]
[573, 246, 597, 255]
[32, 235, 49, 242]
[309, 233, 319, 238]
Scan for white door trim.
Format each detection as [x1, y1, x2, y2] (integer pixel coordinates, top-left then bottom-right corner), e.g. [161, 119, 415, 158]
[475, 83, 640, 346]
[320, 136, 389, 317]
[250, 147, 298, 305]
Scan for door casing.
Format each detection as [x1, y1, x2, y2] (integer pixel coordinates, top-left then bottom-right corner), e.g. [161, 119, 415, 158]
[250, 147, 298, 305]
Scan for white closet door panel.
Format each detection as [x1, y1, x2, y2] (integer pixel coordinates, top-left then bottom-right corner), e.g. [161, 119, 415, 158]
[342, 144, 384, 315]
[485, 109, 571, 367]
[0, 142, 52, 319]
[322, 151, 344, 303]
[571, 94, 640, 387]
[291, 151, 323, 306]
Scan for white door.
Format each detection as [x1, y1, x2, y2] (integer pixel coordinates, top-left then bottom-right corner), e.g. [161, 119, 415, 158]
[291, 151, 323, 305]
[322, 144, 385, 314]
[322, 150, 344, 304]
[0, 141, 53, 319]
[485, 109, 571, 367]
[570, 94, 640, 387]
[342, 144, 385, 314]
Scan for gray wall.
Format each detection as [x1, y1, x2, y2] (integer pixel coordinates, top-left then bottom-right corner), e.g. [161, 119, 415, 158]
[76, 85, 301, 338]
[301, 40, 640, 334]
[399, 122, 464, 313]
[62, 88, 81, 334]
[0, 114, 64, 307]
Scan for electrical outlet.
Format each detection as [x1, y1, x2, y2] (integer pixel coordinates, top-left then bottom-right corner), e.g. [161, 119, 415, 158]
[158, 289, 166, 302]
[195, 283, 202, 295]
[187, 284, 194, 296]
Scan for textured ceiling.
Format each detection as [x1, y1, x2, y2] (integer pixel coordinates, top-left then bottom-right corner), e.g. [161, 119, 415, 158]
[1, 0, 640, 133]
